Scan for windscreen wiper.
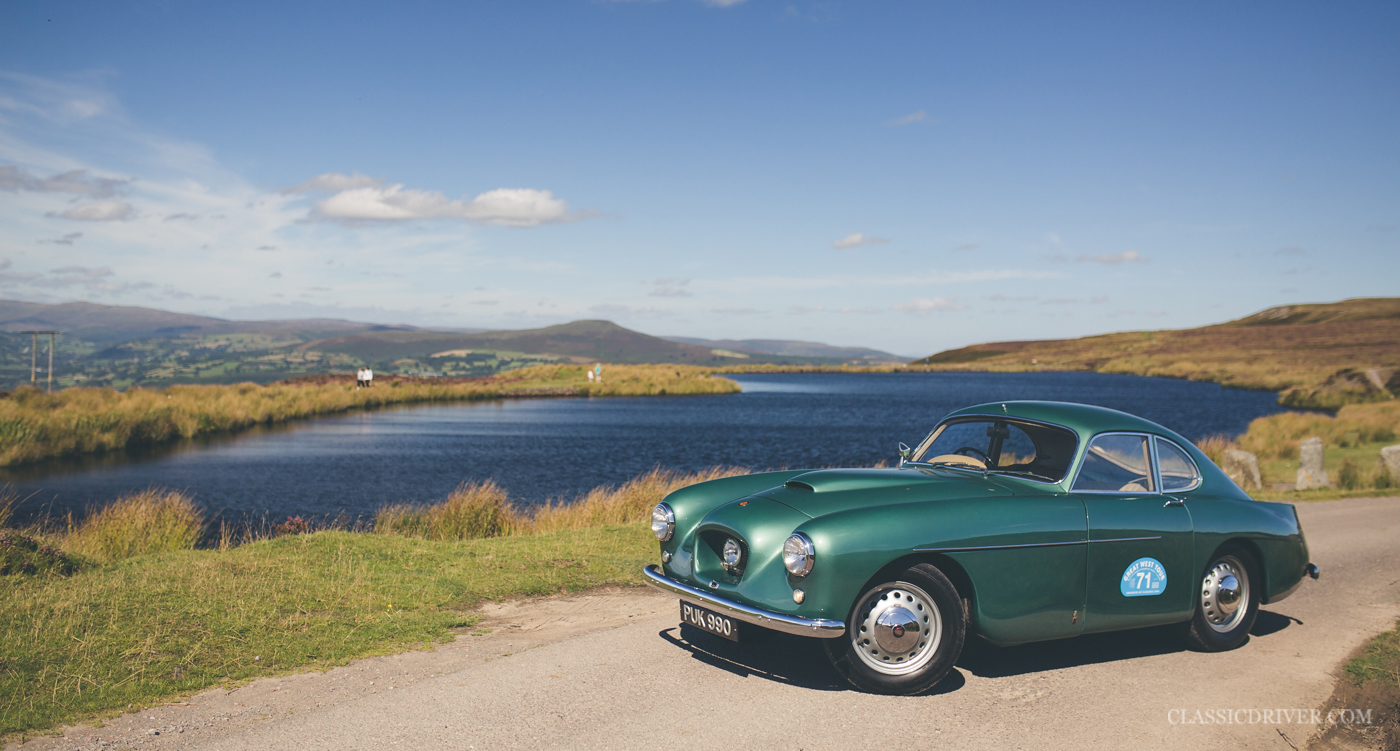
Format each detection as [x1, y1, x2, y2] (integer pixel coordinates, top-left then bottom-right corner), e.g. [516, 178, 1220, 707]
[987, 469, 1057, 482]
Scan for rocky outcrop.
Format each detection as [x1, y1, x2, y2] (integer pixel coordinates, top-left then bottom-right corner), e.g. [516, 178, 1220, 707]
[1281, 368, 1397, 409]
[1222, 449, 1262, 491]
[1381, 445, 1400, 484]
[1296, 437, 1330, 490]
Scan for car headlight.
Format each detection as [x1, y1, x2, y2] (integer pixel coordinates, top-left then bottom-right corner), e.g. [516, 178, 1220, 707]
[783, 532, 815, 577]
[721, 537, 744, 575]
[651, 502, 675, 541]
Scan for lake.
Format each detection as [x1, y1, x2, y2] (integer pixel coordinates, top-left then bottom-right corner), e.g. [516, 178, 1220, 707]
[5, 372, 1293, 522]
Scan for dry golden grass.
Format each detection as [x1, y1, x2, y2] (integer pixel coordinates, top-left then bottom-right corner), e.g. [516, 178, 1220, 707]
[0, 487, 15, 530]
[1193, 434, 1236, 467]
[1199, 401, 1400, 494]
[907, 298, 1400, 408]
[0, 364, 738, 467]
[63, 489, 204, 562]
[373, 466, 747, 541]
[375, 480, 518, 540]
[1235, 401, 1400, 457]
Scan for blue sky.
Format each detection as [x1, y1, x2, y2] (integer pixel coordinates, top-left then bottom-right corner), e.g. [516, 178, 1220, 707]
[0, 1, 1396, 356]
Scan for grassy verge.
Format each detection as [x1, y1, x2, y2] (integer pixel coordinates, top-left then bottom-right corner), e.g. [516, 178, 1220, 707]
[0, 525, 657, 736]
[0, 465, 741, 736]
[0, 364, 738, 467]
[1310, 620, 1400, 749]
[1194, 401, 1399, 499]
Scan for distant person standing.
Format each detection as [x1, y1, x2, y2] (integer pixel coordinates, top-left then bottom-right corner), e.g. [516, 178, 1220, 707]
[365, 367, 374, 387]
[594, 364, 602, 382]
[587, 369, 595, 383]
[355, 367, 365, 388]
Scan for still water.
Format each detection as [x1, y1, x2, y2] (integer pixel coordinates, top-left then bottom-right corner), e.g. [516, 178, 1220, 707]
[6, 372, 1292, 521]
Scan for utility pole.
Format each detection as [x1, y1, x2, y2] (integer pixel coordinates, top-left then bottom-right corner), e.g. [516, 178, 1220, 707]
[19, 331, 61, 392]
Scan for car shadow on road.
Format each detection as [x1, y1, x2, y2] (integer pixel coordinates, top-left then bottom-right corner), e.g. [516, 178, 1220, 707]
[957, 609, 1299, 679]
[661, 624, 967, 694]
[660, 610, 1296, 694]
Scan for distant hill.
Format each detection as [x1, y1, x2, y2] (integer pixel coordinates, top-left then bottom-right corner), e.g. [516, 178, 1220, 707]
[307, 321, 726, 365]
[664, 336, 908, 363]
[914, 297, 1400, 408]
[0, 299, 451, 345]
[0, 300, 886, 389]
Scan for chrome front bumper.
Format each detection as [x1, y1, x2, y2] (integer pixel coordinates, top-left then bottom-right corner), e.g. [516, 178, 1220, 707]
[642, 564, 846, 639]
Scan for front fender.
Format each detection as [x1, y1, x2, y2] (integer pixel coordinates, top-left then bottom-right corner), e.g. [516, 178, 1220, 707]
[659, 469, 813, 560]
[785, 493, 1089, 645]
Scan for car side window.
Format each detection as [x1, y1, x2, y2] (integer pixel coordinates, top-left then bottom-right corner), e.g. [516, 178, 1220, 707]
[1072, 434, 1155, 493]
[1155, 437, 1201, 492]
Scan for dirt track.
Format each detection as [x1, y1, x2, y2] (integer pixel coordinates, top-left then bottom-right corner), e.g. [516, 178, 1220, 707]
[11, 497, 1399, 751]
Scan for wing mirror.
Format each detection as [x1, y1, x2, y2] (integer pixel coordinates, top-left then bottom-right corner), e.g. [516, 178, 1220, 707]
[898, 442, 912, 468]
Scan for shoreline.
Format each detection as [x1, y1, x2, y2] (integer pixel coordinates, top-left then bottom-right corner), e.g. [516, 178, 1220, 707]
[0, 364, 739, 469]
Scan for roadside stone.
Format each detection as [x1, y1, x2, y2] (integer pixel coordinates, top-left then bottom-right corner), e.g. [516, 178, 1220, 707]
[1381, 445, 1400, 482]
[1297, 437, 1330, 490]
[1222, 449, 1262, 490]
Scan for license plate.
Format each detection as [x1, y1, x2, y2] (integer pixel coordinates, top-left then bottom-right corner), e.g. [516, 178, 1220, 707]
[680, 601, 739, 641]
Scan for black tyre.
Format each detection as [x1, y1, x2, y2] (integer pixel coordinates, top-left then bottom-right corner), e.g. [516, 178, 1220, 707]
[1182, 545, 1260, 652]
[824, 563, 966, 695]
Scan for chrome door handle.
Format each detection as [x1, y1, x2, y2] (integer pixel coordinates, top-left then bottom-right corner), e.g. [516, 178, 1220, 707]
[1163, 497, 1185, 508]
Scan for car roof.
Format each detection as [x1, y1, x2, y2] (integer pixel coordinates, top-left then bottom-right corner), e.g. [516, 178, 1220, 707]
[944, 400, 1183, 440]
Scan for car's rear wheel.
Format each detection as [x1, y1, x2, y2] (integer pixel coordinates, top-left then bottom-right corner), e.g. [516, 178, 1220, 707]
[824, 563, 965, 695]
[1182, 545, 1259, 652]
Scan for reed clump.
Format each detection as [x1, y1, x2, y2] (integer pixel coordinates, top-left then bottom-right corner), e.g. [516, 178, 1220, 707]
[0, 486, 15, 530]
[522, 466, 747, 534]
[373, 467, 748, 541]
[64, 489, 205, 562]
[1194, 434, 1236, 466]
[1235, 401, 1400, 455]
[0, 365, 738, 468]
[375, 480, 517, 540]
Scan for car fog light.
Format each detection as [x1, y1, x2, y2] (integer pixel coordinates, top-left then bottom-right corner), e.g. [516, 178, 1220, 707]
[792, 588, 805, 604]
[783, 532, 815, 577]
[722, 537, 743, 574]
[651, 503, 675, 541]
[661, 551, 672, 564]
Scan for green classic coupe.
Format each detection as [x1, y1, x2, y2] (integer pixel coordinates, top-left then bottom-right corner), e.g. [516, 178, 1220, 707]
[643, 400, 1319, 694]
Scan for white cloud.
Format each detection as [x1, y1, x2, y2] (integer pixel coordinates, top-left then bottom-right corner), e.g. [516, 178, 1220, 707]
[588, 303, 672, 319]
[284, 171, 383, 194]
[0, 71, 118, 124]
[307, 180, 577, 227]
[888, 110, 928, 126]
[649, 277, 691, 297]
[892, 297, 967, 314]
[833, 232, 891, 249]
[41, 232, 82, 245]
[48, 201, 135, 221]
[1075, 250, 1148, 265]
[0, 165, 129, 197]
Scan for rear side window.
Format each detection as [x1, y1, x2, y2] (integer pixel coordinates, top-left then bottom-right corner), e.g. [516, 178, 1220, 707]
[1073, 434, 1155, 492]
[1156, 437, 1202, 492]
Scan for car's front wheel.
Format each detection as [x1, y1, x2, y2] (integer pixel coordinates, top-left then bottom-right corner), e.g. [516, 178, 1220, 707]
[824, 563, 965, 695]
[1182, 545, 1259, 652]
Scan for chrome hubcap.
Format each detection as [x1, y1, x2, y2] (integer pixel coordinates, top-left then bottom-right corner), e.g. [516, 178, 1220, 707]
[1201, 556, 1250, 633]
[851, 582, 941, 676]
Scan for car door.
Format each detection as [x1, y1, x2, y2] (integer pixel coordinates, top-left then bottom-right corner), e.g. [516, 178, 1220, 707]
[1073, 432, 1195, 632]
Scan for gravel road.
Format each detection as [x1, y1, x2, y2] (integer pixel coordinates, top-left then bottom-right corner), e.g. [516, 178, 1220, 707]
[12, 496, 1399, 751]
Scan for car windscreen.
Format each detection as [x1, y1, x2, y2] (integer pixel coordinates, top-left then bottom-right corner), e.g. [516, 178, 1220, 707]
[913, 418, 1078, 483]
